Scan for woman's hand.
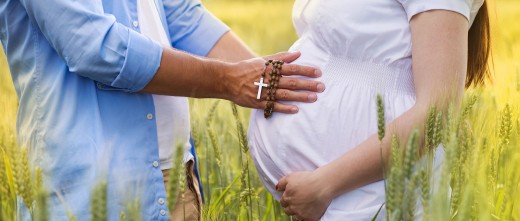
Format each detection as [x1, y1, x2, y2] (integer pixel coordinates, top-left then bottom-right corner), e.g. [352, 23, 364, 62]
[276, 170, 334, 221]
[225, 52, 325, 114]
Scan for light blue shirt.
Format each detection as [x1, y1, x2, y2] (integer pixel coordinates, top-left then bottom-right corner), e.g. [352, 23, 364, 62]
[0, 0, 228, 220]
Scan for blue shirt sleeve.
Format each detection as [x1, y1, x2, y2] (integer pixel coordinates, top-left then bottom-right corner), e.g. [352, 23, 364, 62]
[163, 0, 230, 56]
[19, 0, 163, 92]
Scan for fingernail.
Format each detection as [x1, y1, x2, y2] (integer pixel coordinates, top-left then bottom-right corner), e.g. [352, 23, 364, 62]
[291, 107, 299, 113]
[308, 94, 317, 102]
[315, 69, 322, 77]
[317, 83, 326, 92]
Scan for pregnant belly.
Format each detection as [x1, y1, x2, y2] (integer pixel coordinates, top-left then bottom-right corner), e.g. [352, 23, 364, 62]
[248, 80, 377, 193]
[247, 57, 416, 201]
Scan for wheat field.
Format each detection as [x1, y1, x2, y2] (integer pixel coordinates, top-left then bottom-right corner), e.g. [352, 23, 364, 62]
[1, 0, 519, 220]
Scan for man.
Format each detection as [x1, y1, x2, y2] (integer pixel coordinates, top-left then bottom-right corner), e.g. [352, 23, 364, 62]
[0, 0, 324, 220]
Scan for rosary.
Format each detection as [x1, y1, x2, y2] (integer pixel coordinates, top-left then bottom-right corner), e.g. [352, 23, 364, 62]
[253, 60, 284, 119]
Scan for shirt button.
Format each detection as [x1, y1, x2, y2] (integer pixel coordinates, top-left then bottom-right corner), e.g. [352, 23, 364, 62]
[132, 21, 139, 27]
[158, 198, 165, 205]
[96, 82, 103, 89]
[153, 161, 159, 168]
[147, 113, 153, 120]
[160, 210, 166, 216]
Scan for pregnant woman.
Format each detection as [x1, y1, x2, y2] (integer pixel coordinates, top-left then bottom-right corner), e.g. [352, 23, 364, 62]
[248, 0, 490, 220]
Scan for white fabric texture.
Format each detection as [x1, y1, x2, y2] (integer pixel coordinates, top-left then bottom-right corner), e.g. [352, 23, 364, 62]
[138, 0, 192, 170]
[248, 0, 482, 220]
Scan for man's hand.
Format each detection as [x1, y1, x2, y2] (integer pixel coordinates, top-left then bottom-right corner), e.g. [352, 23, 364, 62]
[225, 51, 325, 113]
[143, 48, 323, 113]
[277, 171, 333, 221]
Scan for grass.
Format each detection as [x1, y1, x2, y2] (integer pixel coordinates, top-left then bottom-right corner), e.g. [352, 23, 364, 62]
[1, 0, 520, 220]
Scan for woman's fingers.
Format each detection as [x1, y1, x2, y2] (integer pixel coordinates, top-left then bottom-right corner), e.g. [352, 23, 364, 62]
[280, 197, 289, 208]
[284, 206, 296, 216]
[277, 176, 289, 192]
[281, 196, 296, 215]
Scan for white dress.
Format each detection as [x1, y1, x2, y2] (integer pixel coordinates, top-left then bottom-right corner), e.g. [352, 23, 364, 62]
[248, 0, 484, 220]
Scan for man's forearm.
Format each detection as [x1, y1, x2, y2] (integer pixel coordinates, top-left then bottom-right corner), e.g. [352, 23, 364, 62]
[143, 31, 256, 98]
[142, 47, 232, 99]
[207, 31, 257, 61]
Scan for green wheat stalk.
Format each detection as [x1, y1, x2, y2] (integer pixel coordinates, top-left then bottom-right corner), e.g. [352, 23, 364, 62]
[231, 103, 249, 154]
[386, 135, 403, 220]
[425, 107, 437, 151]
[376, 95, 385, 141]
[461, 95, 478, 120]
[403, 130, 419, 181]
[405, 172, 420, 221]
[420, 168, 430, 221]
[207, 128, 222, 167]
[34, 167, 48, 221]
[20, 148, 34, 209]
[167, 143, 186, 214]
[375, 95, 388, 220]
[91, 181, 108, 221]
[119, 211, 126, 221]
[499, 104, 513, 146]
[205, 101, 222, 165]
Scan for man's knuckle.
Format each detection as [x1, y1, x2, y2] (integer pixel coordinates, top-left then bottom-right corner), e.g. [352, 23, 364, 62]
[289, 79, 297, 88]
[282, 91, 290, 99]
[289, 65, 298, 73]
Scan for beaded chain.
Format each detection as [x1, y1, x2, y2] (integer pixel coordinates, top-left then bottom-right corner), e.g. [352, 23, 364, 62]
[264, 60, 284, 118]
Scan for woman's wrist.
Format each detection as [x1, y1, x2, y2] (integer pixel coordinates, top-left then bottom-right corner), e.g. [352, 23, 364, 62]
[315, 162, 356, 199]
[314, 165, 344, 199]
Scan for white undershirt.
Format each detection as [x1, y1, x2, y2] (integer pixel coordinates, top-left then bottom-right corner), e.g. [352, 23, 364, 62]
[137, 0, 192, 170]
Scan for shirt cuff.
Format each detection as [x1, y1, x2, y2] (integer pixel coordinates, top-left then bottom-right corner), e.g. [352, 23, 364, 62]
[112, 29, 163, 93]
[172, 10, 230, 56]
[401, 0, 471, 22]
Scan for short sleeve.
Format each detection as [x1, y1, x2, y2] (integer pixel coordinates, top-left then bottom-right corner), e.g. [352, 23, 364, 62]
[398, 0, 473, 22]
[469, 0, 485, 27]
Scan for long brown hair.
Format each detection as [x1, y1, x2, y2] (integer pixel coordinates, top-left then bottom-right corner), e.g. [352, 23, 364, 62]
[466, 2, 492, 88]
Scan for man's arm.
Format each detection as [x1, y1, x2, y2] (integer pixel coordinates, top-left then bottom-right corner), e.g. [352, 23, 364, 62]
[142, 48, 324, 113]
[158, 0, 323, 112]
[207, 31, 257, 61]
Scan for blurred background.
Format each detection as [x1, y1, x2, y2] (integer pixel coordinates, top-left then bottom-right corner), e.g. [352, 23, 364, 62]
[1, 0, 519, 220]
